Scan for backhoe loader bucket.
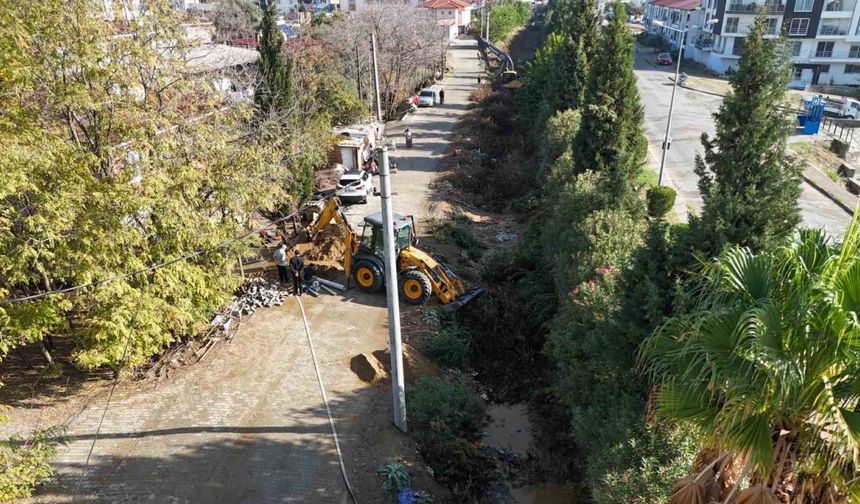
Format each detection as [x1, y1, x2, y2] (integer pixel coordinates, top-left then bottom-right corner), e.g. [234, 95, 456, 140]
[441, 287, 485, 312]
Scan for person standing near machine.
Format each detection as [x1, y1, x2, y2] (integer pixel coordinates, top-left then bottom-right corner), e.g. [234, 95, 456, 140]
[289, 250, 305, 295]
[274, 243, 289, 284]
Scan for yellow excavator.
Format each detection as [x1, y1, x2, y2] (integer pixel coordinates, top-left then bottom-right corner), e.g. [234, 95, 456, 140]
[303, 197, 482, 309]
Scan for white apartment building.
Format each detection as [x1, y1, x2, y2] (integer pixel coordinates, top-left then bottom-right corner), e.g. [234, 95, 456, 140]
[644, 0, 860, 87]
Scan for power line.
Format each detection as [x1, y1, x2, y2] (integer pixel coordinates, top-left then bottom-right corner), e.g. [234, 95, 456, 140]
[71, 300, 142, 502]
[1, 209, 305, 306]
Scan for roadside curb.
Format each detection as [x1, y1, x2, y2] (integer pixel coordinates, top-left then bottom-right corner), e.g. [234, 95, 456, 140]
[802, 171, 855, 216]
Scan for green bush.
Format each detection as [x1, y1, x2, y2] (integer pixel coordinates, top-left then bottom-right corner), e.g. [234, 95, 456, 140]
[646, 186, 676, 218]
[636, 33, 670, 52]
[416, 431, 495, 501]
[408, 376, 486, 440]
[475, 0, 531, 43]
[427, 325, 471, 370]
[431, 215, 486, 260]
[377, 461, 411, 494]
[0, 425, 67, 500]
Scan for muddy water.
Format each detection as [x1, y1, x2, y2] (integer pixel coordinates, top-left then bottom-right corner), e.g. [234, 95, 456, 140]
[485, 404, 581, 504]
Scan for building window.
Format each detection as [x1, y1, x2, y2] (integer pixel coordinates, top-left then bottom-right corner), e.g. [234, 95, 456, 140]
[732, 38, 745, 56]
[850, 45, 860, 58]
[816, 41, 834, 58]
[724, 17, 739, 33]
[794, 67, 803, 79]
[348, 0, 355, 10]
[795, 0, 813, 11]
[846, 64, 860, 73]
[820, 64, 831, 72]
[766, 18, 778, 34]
[792, 40, 802, 56]
[788, 18, 809, 36]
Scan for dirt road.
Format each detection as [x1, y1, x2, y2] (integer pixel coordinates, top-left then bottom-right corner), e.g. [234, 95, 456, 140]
[22, 37, 482, 504]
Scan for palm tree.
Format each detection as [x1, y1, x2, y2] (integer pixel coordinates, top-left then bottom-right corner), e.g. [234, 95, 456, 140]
[640, 220, 860, 503]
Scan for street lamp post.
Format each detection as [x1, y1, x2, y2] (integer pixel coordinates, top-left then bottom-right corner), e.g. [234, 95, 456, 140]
[653, 19, 718, 186]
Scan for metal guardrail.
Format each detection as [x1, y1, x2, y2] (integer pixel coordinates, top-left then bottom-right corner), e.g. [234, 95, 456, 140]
[823, 116, 856, 149]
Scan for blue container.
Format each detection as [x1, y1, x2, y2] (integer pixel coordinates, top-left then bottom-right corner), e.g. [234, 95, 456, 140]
[797, 114, 808, 127]
[398, 489, 415, 504]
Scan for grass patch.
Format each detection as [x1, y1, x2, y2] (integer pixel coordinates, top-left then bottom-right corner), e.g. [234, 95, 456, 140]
[790, 140, 842, 182]
[431, 213, 486, 260]
[635, 167, 658, 189]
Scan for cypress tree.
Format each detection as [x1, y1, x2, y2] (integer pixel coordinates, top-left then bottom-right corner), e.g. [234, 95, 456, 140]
[556, 0, 598, 111]
[574, 1, 646, 201]
[693, 12, 801, 254]
[255, 0, 296, 115]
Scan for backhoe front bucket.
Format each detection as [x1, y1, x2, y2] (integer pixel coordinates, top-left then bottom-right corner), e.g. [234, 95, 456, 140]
[442, 287, 485, 312]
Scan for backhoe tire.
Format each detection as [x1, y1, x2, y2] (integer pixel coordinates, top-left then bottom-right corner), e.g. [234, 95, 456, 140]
[354, 260, 384, 293]
[399, 269, 432, 305]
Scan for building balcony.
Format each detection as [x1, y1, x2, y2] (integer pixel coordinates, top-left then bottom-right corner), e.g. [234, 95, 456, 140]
[810, 49, 860, 60]
[694, 34, 715, 49]
[822, 0, 855, 16]
[725, 2, 785, 13]
[819, 24, 850, 36]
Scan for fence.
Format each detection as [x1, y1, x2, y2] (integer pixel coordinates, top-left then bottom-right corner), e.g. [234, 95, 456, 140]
[823, 116, 857, 149]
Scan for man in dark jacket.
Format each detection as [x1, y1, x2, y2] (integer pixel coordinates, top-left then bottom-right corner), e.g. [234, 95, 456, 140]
[289, 250, 305, 295]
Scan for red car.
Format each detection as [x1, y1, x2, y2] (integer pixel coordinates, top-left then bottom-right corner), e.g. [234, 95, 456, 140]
[656, 52, 673, 65]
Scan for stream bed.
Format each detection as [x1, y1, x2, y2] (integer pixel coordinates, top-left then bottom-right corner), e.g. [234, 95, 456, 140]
[485, 404, 581, 504]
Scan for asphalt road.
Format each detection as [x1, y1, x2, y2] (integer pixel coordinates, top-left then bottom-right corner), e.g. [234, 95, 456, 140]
[634, 52, 851, 238]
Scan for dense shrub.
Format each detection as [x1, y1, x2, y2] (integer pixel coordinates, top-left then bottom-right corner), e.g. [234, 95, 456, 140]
[408, 376, 486, 440]
[408, 377, 492, 501]
[426, 324, 471, 370]
[636, 33, 670, 52]
[416, 431, 495, 501]
[474, 0, 531, 43]
[646, 186, 676, 218]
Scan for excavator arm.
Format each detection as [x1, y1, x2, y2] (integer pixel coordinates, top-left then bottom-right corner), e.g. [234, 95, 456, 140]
[305, 197, 361, 285]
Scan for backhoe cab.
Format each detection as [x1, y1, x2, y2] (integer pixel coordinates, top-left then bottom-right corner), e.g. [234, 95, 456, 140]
[304, 198, 482, 309]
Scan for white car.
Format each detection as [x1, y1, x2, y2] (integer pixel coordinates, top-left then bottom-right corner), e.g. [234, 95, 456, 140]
[336, 170, 374, 203]
[417, 89, 437, 107]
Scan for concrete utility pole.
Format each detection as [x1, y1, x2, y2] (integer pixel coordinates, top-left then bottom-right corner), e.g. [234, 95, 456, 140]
[370, 33, 383, 124]
[485, 3, 490, 41]
[379, 146, 408, 433]
[355, 45, 363, 101]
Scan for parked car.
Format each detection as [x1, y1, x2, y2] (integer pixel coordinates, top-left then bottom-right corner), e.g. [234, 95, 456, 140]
[336, 170, 374, 203]
[417, 89, 436, 107]
[656, 52, 673, 65]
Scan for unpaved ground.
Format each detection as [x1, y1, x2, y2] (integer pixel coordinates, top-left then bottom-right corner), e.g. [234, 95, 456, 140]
[4, 37, 485, 504]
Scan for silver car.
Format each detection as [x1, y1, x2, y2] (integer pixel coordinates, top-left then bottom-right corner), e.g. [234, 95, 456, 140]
[336, 170, 374, 204]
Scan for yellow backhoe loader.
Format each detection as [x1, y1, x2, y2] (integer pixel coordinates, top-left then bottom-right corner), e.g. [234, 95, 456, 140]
[303, 197, 482, 309]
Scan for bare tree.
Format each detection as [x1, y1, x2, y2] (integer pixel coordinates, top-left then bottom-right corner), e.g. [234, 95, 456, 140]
[212, 0, 263, 43]
[322, 4, 447, 119]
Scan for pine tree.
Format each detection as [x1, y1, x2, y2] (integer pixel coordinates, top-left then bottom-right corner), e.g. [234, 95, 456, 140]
[693, 12, 801, 254]
[574, 1, 646, 201]
[256, 0, 296, 115]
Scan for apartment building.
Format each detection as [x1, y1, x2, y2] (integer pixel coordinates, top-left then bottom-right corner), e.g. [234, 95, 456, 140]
[644, 0, 860, 87]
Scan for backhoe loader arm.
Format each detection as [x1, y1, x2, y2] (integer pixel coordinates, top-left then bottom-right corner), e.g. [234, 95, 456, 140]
[305, 197, 360, 284]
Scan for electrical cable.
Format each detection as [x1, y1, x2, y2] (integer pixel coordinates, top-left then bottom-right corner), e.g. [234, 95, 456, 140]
[294, 296, 358, 504]
[71, 300, 143, 502]
[1, 208, 307, 306]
